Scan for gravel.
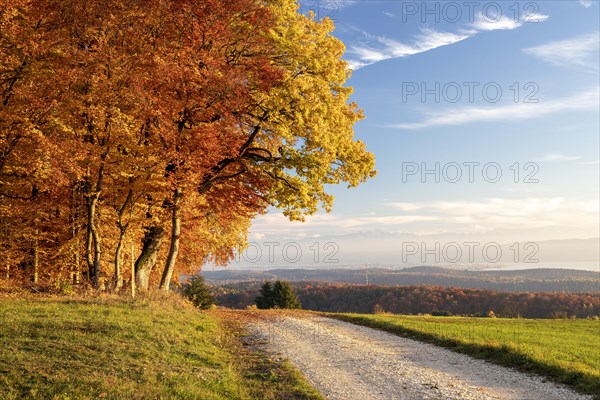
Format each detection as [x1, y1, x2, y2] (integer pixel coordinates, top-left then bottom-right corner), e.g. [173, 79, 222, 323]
[246, 315, 592, 400]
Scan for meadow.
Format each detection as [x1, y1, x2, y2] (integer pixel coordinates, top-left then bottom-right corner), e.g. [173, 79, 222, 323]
[0, 297, 322, 400]
[331, 313, 600, 398]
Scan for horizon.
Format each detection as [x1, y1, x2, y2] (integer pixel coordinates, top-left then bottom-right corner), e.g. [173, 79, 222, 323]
[238, 0, 600, 269]
[204, 263, 600, 273]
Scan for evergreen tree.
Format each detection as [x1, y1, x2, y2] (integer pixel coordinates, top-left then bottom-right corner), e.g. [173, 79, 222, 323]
[181, 275, 215, 310]
[255, 281, 275, 309]
[256, 280, 301, 309]
[273, 280, 302, 309]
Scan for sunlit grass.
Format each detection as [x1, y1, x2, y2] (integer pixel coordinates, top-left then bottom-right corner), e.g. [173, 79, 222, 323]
[331, 313, 600, 399]
[0, 297, 321, 400]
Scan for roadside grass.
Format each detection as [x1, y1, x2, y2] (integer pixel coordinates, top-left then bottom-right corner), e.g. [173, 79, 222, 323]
[0, 296, 322, 400]
[329, 313, 600, 399]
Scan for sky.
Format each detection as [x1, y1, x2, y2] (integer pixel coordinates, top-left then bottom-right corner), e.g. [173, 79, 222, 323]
[224, 1, 600, 270]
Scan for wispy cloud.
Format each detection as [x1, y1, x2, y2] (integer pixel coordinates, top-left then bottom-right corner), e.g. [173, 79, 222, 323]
[470, 15, 522, 31]
[523, 31, 600, 72]
[347, 28, 471, 70]
[330, 0, 356, 10]
[347, 12, 549, 69]
[470, 14, 548, 31]
[251, 197, 599, 239]
[252, 212, 438, 232]
[534, 154, 582, 162]
[579, 0, 593, 8]
[387, 89, 599, 129]
[387, 197, 599, 228]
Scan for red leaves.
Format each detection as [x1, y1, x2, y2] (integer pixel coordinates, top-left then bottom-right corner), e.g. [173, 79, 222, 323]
[0, 0, 283, 286]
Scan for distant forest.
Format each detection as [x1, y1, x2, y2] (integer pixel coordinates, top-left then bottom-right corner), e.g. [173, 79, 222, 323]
[203, 266, 599, 293]
[213, 282, 600, 319]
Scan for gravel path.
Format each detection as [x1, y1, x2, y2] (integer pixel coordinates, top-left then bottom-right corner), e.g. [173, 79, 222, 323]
[246, 315, 592, 400]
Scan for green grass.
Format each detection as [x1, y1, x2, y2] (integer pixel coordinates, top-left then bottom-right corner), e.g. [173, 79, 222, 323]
[329, 313, 600, 399]
[0, 297, 322, 400]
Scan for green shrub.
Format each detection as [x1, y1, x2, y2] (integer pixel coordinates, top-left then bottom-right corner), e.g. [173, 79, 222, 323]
[181, 275, 215, 310]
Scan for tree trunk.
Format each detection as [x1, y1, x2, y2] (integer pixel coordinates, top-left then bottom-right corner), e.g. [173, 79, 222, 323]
[134, 226, 165, 290]
[87, 194, 101, 288]
[73, 251, 80, 284]
[159, 188, 182, 291]
[33, 236, 38, 284]
[91, 211, 101, 288]
[113, 232, 124, 291]
[131, 241, 136, 299]
[113, 187, 133, 291]
[85, 162, 105, 289]
[85, 188, 94, 281]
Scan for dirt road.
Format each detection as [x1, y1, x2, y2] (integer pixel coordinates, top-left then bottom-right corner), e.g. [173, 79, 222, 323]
[246, 314, 591, 400]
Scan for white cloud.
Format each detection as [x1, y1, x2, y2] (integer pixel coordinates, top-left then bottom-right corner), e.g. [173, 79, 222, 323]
[328, 0, 356, 10]
[347, 28, 471, 69]
[250, 212, 439, 236]
[471, 15, 521, 31]
[523, 32, 600, 72]
[388, 89, 599, 129]
[383, 11, 395, 18]
[471, 13, 549, 31]
[340, 0, 357, 7]
[251, 232, 266, 240]
[579, 0, 593, 8]
[387, 197, 599, 229]
[535, 154, 582, 162]
[251, 197, 599, 240]
[341, 215, 439, 227]
[347, 11, 549, 70]
[523, 13, 550, 23]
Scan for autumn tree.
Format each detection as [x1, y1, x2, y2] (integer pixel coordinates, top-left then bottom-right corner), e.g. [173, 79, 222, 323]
[153, 0, 376, 290]
[0, 0, 79, 285]
[0, 0, 375, 292]
[132, 0, 281, 291]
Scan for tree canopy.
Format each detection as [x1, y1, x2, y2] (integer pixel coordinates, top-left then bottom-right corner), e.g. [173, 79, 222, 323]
[0, 0, 375, 292]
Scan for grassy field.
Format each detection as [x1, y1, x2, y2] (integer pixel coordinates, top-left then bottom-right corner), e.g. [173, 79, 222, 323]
[0, 296, 322, 400]
[330, 313, 600, 398]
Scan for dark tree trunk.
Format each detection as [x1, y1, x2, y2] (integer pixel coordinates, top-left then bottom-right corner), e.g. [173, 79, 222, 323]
[159, 188, 182, 291]
[32, 235, 38, 284]
[85, 162, 105, 288]
[113, 231, 124, 290]
[134, 226, 165, 290]
[85, 199, 94, 281]
[113, 186, 133, 291]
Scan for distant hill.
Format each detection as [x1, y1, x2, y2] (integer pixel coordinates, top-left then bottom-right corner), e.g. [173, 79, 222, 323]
[203, 267, 599, 293]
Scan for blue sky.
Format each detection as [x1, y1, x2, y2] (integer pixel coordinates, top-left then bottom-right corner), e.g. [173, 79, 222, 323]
[232, 1, 599, 269]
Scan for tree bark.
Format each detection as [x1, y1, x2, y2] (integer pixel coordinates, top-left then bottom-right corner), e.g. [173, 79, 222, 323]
[159, 188, 182, 291]
[33, 236, 38, 284]
[87, 195, 101, 288]
[113, 187, 133, 291]
[91, 210, 101, 288]
[85, 207, 94, 281]
[113, 233, 124, 290]
[85, 161, 105, 288]
[131, 241, 135, 298]
[134, 226, 165, 290]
